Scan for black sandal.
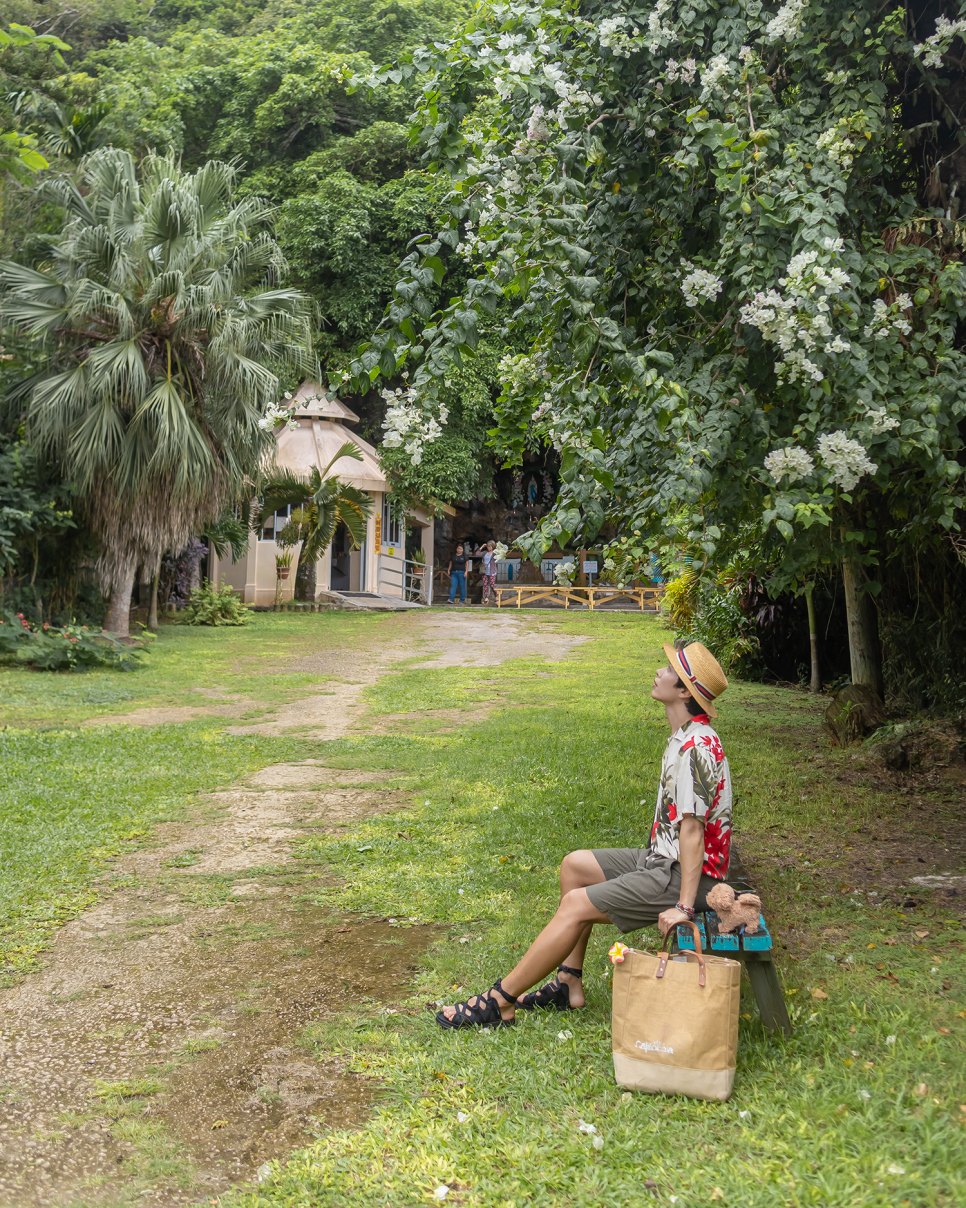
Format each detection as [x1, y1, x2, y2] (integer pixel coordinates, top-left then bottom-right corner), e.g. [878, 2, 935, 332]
[435, 978, 518, 1030]
[517, 965, 583, 1013]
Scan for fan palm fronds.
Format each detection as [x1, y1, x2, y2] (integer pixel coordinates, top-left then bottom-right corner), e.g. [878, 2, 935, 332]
[0, 148, 316, 633]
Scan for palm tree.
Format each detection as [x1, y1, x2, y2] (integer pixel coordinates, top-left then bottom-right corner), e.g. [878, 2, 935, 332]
[257, 442, 374, 588]
[0, 148, 315, 634]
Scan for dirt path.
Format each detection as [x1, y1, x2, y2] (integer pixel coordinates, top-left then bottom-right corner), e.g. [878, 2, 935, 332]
[0, 613, 585, 1207]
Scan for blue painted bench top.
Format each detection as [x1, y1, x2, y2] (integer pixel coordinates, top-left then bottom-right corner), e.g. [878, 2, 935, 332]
[676, 912, 773, 954]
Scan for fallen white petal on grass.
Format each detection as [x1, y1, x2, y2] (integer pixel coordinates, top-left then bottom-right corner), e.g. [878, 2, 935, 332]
[621, 1092, 632, 1102]
[888, 1164, 906, 1175]
[577, 1119, 597, 1134]
[433, 1187, 449, 1201]
[558, 1030, 574, 1040]
[457, 1112, 470, 1124]
[858, 1090, 871, 1100]
[256, 1164, 272, 1184]
[886, 1035, 896, 1045]
[739, 1110, 751, 1119]
[593, 1134, 604, 1150]
[492, 805, 499, 810]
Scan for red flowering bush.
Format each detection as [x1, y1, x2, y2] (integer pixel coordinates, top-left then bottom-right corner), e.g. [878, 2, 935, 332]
[0, 612, 142, 671]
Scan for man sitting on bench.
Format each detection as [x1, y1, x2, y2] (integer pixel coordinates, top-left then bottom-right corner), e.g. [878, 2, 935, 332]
[436, 640, 732, 1029]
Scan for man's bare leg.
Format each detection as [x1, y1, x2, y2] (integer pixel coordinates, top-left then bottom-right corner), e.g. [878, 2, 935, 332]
[550, 850, 607, 1008]
[438, 849, 610, 1025]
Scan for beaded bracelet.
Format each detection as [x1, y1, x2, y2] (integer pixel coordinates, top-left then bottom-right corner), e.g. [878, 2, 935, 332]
[676, 901, 696, 921]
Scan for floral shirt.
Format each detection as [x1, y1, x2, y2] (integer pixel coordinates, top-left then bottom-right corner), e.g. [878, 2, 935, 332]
[648, 714, 732, 879]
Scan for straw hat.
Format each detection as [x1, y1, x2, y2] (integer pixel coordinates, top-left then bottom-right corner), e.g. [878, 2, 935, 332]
[662, 641, 729, 718]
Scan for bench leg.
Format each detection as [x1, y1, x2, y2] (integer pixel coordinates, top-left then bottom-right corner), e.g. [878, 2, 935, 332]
[745, 957, 792, 1036]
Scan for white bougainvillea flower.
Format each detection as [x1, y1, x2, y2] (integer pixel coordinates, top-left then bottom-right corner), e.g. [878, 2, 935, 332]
[817, 431, 878, 490]
[764, 446, 815, 483]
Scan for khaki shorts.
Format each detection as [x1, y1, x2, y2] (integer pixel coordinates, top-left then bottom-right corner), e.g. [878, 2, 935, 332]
[585, 849, 720, 934]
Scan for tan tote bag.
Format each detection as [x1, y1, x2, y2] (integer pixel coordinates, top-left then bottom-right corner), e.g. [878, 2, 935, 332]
[611, 921, 741, 1101]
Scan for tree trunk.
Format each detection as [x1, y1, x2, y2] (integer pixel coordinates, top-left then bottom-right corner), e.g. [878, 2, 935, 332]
[103, 561, 136, 637]
[148, 567, 160, 631]
[137, 566, 153, 609]
[841, 557, 883, 695]
[805, 583, 821, 694]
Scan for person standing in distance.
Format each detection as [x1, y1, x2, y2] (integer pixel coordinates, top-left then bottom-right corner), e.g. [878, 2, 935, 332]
[447, 544, 468, 605]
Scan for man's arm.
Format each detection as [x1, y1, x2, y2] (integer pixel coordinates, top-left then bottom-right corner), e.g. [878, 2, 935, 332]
[657, 814, 705, 935]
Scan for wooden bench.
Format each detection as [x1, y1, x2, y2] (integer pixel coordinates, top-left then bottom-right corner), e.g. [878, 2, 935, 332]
[494, 584, 663, 611]
[675, 851, 791, 1035]
[494, 585, 587, 609]
[584, 586, 663, 611]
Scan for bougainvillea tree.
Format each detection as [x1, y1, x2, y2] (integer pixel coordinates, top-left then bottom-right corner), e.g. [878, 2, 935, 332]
[350, 0, 966, 691]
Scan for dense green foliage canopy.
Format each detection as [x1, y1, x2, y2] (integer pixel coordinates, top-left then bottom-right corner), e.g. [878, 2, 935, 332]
[1, 0, 515, 519]
[354, 0, 966, 598]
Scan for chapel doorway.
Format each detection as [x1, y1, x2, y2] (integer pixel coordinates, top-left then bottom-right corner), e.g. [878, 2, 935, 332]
[329, 522, 352, 592]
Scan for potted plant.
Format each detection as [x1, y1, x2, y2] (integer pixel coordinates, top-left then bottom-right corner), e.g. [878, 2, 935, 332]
[410, 547, 426, 576]
[275, 548, 294, 580]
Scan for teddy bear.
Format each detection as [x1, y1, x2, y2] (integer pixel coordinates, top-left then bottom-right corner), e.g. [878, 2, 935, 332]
[706, 882, 762, 934]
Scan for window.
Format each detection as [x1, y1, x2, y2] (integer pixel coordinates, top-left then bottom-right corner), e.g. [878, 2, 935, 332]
[260, 504, 291, 541]
[381, 497, 402, 548]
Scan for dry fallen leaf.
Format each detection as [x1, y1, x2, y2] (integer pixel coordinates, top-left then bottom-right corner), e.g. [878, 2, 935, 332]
[211, 1120, 228, 1130]
[709, 1189, 724, 1201]
[811, 987, 828, 1000]
[957, 1010, 966, 1019]
[914, 929, 929, 938]
[915, 1083, 928, 1097]
[938, 1027, 951, 1035]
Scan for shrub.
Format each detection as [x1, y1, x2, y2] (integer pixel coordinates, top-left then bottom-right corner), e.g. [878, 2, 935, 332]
[179, 580, 250, 626]
[0, 612, 143, 671]
[678, 587, 760, 677]
[662, 567, 701, 628]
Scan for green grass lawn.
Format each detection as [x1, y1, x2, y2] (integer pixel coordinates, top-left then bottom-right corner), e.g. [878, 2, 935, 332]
[228, 614, 963, 1208]
[0, 611, 392, 980]
[1, 611, 964, 1206]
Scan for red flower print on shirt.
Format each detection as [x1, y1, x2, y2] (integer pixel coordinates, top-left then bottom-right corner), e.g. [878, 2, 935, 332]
[699, 734, 725, 762]
[647, 718, 732, 880]
[702, 817, 731, 879]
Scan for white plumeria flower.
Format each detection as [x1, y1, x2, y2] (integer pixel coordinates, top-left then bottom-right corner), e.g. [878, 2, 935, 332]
[886, 1035, 896, 1045]
[557, 1030, 574, 1040]
[888, 1164, 905, 1175]
[577, 1119, 597, 1134]
[457, 1111, 470, 1123]
[433, 1187, 449, 1201]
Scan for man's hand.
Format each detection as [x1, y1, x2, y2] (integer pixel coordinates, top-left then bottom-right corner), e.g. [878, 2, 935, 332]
[658, 906, 692, 937]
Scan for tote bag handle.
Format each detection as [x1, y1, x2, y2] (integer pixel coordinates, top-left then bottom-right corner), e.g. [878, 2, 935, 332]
[655, 920, 706, 988]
